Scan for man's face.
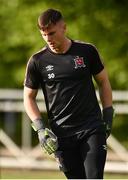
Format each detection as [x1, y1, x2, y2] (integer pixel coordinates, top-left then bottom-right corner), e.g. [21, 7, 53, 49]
[39, 21, 66, 52]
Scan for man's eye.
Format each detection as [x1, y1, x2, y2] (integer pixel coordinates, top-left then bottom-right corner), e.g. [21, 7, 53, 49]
[49, 32, 55, 36]
[42, 33, 46, 36]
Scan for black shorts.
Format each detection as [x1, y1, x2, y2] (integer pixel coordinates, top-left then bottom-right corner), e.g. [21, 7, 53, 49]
[55, 125, 107, 179]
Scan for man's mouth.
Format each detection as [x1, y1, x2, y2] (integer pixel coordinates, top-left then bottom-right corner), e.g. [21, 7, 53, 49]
[49, 42, 54, 46]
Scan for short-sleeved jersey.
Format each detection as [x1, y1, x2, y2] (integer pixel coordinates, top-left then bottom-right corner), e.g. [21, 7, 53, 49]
[24, 40, 104, 137]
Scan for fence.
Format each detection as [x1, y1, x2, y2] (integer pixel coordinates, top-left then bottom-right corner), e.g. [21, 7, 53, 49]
[0, 89, 128, 173]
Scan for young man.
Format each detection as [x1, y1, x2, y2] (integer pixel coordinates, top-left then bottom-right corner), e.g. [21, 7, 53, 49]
[24, 8, 114, 179]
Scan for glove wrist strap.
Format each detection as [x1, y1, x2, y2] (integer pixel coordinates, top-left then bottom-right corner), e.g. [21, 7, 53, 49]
[31, 118, 45, 131]
[102, 106, 114, 125]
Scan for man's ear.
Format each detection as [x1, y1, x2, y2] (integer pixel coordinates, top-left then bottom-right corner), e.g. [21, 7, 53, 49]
[58, 20, 66, 33]
[63, 22, 66, 33]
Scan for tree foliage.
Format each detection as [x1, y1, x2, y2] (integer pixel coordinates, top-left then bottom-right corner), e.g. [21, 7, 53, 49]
[0, 0, 128, 89]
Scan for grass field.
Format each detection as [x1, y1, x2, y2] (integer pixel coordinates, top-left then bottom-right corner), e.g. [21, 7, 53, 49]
[1, 169, 128, 179]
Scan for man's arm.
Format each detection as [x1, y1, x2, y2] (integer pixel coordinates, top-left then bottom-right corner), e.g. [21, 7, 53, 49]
[23, 86, 42, 121]
[23, 86, 58, 154]
[94, 68, 114, 138]
[94, 68, 112, 108]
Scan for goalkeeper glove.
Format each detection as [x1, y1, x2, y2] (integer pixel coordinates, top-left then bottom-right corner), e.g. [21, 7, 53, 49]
[31, 119, 58, 155]
[102, 106, 115, 138]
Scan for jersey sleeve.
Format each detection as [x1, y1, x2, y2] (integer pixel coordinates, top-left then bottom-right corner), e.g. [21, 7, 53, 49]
[88, 44, 104, 75]
[24, 56, 40, 89]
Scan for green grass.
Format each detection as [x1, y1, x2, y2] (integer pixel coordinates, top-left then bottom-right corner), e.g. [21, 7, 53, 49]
[1, 169, 128, 179]
[1, 169, 65, 179]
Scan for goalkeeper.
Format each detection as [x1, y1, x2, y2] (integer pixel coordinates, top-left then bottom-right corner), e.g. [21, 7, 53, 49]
[23, 8, 114, 179]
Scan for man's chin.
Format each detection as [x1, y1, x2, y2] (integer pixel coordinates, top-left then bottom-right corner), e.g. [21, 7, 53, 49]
[49, 45, 55, 49]
[49, 46, 57, 51]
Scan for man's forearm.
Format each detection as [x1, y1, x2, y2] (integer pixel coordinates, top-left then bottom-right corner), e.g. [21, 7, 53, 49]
[24, 97, 42, 122]
[99, 79, 113, 109]
[98, 79, 114, 138]
[24, 96, 58, 154]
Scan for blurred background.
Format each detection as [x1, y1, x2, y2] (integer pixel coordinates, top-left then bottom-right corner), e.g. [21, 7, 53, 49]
[0, 0, 128, 179]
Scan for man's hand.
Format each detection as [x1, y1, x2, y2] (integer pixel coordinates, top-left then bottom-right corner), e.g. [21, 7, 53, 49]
[102, 106, 115, 138]
[38, 128, 58, 154]
[31, 119, 58, 155]
[104, 121, 112, 138]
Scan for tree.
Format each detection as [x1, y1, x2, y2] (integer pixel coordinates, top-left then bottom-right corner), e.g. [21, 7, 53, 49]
[0, 0, 128, 89]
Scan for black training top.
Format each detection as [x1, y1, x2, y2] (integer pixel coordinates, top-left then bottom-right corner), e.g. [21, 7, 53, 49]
[24, 40, 104, 137]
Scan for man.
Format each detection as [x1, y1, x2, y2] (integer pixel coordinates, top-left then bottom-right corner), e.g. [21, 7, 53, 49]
[24, 8, 114, 179]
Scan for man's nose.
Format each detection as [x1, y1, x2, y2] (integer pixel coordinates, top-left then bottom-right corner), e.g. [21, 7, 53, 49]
[47, 35, 52, 42]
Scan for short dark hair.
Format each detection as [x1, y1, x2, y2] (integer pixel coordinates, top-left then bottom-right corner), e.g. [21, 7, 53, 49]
[38, 9, 63, 30]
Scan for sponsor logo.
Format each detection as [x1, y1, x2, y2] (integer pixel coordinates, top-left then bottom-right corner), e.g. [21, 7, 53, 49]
[103, 145, 107, 151]
[46, 65, 54, 71]
[74, 56, 86, 69]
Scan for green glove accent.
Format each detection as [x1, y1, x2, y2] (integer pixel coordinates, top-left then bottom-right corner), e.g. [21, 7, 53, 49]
[31, 119, 58, 155]
[38, 128, 58, 155]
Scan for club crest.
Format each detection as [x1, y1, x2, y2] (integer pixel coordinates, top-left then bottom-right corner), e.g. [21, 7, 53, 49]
[74, 56, 86, 69]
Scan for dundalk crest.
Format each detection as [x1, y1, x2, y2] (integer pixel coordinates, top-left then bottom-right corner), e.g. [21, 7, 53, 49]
[74, 56, 86, 69]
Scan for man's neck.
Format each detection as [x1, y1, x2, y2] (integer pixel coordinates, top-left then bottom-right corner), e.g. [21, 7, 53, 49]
[61, 38, 72, 54]
[52, 38, 72, 54]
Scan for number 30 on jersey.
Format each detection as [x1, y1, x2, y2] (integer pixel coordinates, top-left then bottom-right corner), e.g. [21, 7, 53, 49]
[48, 73, 55, 79]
